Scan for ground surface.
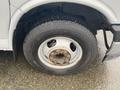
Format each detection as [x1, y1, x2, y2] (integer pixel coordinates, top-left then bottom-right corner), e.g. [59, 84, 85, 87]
[0, 31, 120, 90]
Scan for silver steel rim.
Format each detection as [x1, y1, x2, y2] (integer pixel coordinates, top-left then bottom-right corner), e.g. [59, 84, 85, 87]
[38, 36, 83, 69]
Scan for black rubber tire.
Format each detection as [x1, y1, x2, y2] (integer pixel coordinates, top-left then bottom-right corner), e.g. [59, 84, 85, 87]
[23, 20, 98, 75]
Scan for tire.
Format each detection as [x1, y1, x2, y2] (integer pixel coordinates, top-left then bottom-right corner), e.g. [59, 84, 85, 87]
[23, 20, 98, 75]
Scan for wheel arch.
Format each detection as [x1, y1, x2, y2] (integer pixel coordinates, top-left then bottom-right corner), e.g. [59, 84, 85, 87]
[9, 0, 117, 50]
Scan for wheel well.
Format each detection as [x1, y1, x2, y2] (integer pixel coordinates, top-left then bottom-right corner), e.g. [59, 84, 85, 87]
[13, 2, 111, 52]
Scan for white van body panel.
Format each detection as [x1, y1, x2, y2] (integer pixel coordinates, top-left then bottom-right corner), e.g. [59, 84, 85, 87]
[1, 0, 120, 50]
[0, 0, 9, 39]
[10, 0, 29, 16]
[101, 0, 120, 23]
[0, 0, 10, 50]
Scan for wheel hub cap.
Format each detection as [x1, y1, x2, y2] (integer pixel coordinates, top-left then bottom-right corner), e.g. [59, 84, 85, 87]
[49, 49, 71, 65]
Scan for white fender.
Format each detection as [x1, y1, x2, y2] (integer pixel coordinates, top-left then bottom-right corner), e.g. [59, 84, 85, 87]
[9, 0, 118, 50]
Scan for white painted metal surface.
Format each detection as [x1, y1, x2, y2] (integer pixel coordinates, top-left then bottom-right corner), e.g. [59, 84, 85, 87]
[0, 0, 10, 50]
[105, 42, 120, 60]
[0, 0, 9, 39]
[101, 0, 120, 24]
[10, 0, 29, 16]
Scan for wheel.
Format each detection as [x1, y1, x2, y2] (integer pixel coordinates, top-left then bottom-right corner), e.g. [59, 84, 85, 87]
[23, 20, 98, 75]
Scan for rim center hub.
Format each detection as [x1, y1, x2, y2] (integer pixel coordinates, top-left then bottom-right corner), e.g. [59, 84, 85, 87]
[49, 49, 71, 66]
